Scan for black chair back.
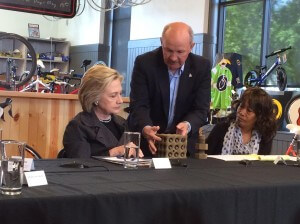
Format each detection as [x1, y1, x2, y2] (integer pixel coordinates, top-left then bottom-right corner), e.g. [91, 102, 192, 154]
[57, 148, 66, 158]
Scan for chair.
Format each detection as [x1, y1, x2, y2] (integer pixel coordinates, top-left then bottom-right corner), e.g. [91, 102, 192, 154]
[3, 140, 42, 159]
[1, 140, 42, 159]
[25, 144, 42, 159]
[57, 148, 67, 158]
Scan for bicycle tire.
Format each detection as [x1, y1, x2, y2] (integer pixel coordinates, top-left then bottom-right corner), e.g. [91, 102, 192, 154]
[272, 98, 283, 120]
[284, 94, 300, 125]
[0, 33, 37, 89]
[244, 70, 259, 88]
[276, 67, 287, 91]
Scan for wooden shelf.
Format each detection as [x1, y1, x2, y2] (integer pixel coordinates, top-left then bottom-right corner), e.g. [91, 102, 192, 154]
[0, 56, 25, 60]
[27, 37, 67, 43]
[27, 58, 68, 63]
[0, 36, 70, 76]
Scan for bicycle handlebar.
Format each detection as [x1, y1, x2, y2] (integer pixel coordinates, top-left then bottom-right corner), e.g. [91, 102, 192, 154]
[265, 46, 292, 58]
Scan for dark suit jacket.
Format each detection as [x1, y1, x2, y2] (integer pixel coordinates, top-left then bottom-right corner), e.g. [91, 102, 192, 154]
[206, 122, 272, 155]
[128, 47, 211, 156]
[63, 111, 126, 158]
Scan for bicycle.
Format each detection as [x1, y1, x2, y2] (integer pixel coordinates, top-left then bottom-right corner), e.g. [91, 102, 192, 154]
[0, 33, 37, 89]
[67, 60, 106, 94]
[20, 66, 76, 93]
[244, 46, 292, 91]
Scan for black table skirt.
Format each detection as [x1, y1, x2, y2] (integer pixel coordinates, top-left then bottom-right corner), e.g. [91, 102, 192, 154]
[1, 158, 300, 224]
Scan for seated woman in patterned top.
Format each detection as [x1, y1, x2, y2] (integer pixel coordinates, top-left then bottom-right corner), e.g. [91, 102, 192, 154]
[206, 87, 277, 155]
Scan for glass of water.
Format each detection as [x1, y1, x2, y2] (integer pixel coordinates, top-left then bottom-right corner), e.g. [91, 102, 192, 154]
[123, 132, 140, 169]
[0, 140, 25, 195]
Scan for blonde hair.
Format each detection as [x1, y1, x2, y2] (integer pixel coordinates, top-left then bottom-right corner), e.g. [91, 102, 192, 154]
[79, 65, 123, 112]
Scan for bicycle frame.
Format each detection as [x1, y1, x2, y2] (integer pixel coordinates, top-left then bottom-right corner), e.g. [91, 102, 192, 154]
[245, 46, 291, 90]
[256, 55, 282, 85]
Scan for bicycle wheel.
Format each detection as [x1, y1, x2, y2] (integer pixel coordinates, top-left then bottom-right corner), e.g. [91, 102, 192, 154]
[244, 70, 259, 88]
[272, 99, 283, 120]
[284, 94, 300, 125]
[0, 33, 37, 89]
[276, 67, 287, 91]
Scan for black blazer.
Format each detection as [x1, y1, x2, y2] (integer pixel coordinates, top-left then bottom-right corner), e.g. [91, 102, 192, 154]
[63, 111, 126, 158]
[206, 122, 272, 155]
[128, 47, 211, 156]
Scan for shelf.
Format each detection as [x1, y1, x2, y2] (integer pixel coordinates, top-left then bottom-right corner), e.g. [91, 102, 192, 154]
[0, 35, 70, 76]
[0, 56, 25, 60]
[27, 37, 67, 43]
[27, 58, 68, 63]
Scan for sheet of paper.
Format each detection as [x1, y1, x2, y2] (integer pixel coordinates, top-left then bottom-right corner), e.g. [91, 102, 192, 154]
[208, 154, 297, 162]
[25, 170, 48, 187]
[94, 156, 152, 167]
[263, 155, 297, 161]
[152, 158, 172, 169]
[11, 157, 35, 171]
[24, 158, 34, 171]
[207, 155, 260, 161]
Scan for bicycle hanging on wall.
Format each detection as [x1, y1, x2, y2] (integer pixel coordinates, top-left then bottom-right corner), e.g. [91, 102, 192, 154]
[0, 33, 37, 90]
[244, 46, 292, 91]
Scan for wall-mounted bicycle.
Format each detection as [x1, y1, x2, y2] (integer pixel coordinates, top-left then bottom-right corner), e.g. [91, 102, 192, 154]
[0, 33, 37, 90]
[244, 46, 292, 91]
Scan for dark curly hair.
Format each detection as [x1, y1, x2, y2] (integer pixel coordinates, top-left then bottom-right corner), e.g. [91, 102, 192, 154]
[228, 87, 277, 142]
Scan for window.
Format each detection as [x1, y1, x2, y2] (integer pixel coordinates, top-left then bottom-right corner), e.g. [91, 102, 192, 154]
[269, 0, 299, 86]
[219, 0, 299, 87]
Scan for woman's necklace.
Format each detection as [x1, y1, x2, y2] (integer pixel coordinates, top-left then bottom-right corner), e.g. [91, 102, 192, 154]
[99, 115, 112, 123]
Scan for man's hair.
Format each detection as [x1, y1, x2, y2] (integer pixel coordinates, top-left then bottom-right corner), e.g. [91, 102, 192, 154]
[79, 65, 123, 113]
[162, 22, 194, 44]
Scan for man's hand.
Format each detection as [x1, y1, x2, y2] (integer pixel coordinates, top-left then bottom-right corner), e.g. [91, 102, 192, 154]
[176, 122, 190, 136]
[142, 126, 162, 155]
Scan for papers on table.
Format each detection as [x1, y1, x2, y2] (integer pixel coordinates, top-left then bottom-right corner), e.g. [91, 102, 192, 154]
[94, 156, 153, 167]
[207, 154, 297, 162]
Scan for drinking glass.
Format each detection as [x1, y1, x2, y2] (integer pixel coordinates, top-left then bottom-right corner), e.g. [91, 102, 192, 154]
[0, 140, 25, 195]
[123, 132, 140, 169]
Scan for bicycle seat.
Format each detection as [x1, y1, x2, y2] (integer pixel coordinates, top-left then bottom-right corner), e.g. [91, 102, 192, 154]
[81, 60, 91, 68]
[255, 65, 266, 70]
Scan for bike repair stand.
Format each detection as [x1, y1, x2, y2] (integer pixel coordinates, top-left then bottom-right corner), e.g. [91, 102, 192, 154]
[6, 58, 17, 91]
[20, 60, 50, 92]
[285, 124, 300, 164]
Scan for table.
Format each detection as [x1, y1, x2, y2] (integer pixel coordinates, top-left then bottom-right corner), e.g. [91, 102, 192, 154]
[0, 158, 300, 224]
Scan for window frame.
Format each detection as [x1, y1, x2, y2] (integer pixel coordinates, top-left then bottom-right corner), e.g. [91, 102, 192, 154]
[217, 0, 290, 87]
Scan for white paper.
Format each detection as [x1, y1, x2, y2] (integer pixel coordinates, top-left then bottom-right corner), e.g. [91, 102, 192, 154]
[11, 157, 35, 171]
[95, 156, 152, 167]
[207, 155, 259, 161]
[207, 154, 297, 162]
[24, 158, 35, 171]
[152, 158, 172, 169]
[24, 170, 48, 187]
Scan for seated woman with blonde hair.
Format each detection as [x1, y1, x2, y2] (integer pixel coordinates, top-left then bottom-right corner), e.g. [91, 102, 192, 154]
[206, 87, 277, 155]
[63, 65, 143, 158]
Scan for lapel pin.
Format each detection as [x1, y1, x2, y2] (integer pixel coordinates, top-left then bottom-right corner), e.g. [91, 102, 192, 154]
[189, 73, 192, 78]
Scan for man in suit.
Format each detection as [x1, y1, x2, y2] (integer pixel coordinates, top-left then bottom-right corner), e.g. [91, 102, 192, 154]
[128, 22, 211, 157]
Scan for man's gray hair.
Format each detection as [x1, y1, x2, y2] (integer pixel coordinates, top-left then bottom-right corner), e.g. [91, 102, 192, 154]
[162, 22, 194, 44]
